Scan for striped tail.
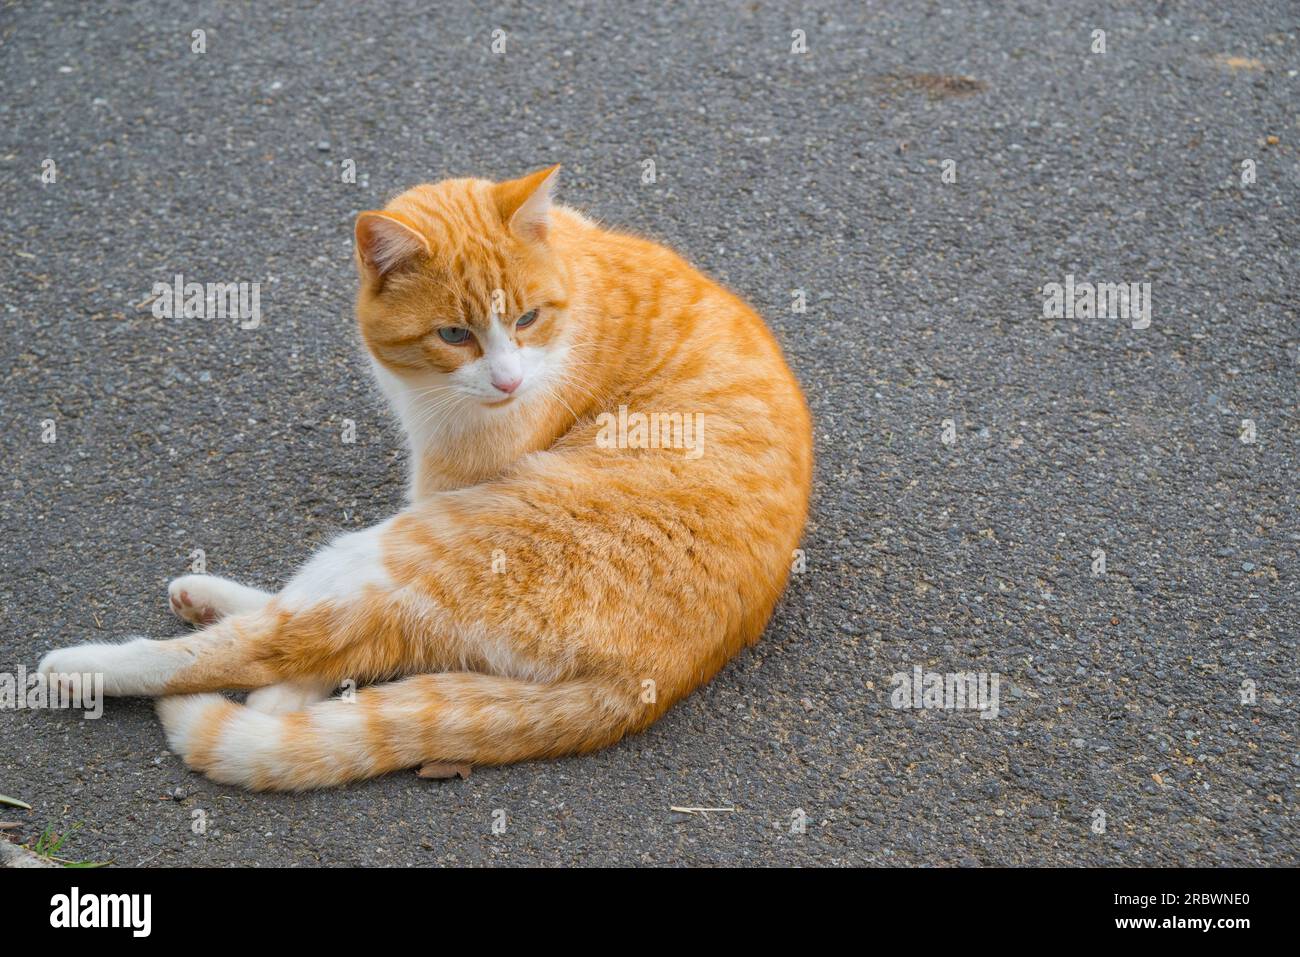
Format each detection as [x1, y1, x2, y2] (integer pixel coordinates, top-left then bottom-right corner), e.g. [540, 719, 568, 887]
[156, 673, 641, 791]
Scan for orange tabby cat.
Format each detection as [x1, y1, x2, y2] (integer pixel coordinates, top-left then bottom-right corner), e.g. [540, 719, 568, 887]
[37, 166, 813, 790]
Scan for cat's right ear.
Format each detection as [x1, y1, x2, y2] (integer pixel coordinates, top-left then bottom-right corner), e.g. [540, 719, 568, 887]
[355, 211, 431, 281]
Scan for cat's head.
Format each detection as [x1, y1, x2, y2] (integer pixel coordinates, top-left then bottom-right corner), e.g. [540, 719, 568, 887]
[354, 166, 572, 415]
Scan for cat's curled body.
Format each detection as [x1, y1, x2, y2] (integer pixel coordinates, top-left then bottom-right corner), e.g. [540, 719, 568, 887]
[38, 167, 813, 790]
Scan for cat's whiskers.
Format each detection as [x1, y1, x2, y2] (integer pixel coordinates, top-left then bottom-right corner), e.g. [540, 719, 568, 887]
[409, 384, 462, 400]
[411, 389, 470, 434]
[416, 389, 467, 422]
[550, 369, 608, 411]
[542, 381, 582, 426]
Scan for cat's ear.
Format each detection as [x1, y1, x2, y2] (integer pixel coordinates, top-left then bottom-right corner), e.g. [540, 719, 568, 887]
[494, 164, 560, 241]
[355, 211, 431, 279]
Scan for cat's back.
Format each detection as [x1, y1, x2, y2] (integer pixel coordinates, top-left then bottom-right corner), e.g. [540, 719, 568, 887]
[547, 207, 813, 564]
[556, 208, 810, 438]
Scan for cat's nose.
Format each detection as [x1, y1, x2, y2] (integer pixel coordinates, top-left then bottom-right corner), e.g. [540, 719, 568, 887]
[492, 375, 522, 394]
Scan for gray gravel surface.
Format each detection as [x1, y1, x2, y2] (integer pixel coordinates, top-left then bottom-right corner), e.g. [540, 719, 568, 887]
[1, 1, 1296, 866]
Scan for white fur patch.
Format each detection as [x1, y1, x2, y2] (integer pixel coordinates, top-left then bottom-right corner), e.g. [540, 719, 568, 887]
[369, 358, 458, 465]
[246, 679, 335, 715]
[308, 702, 378, 780]
[279, 519, 396, 610]
[206, 706, 284, 784]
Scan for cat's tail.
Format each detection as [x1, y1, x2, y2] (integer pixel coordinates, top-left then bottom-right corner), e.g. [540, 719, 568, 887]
[155, 673, 642, 791]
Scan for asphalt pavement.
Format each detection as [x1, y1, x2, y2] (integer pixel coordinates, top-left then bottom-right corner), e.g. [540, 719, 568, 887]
[1, 1, 1296, 866]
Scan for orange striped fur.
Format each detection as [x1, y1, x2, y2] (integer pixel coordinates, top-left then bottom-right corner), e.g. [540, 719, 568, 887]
[38, 167, 813, 790]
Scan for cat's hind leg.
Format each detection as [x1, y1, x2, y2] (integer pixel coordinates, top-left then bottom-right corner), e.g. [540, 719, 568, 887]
[168, 575, 272, 626]
[43, 520, 437, 701]
[245, 678, 338, 715]
[37, 613, 284, 697]
[39, 591, 433, 699]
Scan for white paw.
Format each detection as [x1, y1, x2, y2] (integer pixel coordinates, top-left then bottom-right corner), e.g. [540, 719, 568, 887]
[168, 575, 271, 626]
[38, 638, 176, 697]
[245, 680, 335, 715]
[37, 646, 99, 697]
[168, 576, 221, 625]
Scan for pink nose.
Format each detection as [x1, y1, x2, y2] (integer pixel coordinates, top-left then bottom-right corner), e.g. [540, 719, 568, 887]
[492, 376, 522, 394]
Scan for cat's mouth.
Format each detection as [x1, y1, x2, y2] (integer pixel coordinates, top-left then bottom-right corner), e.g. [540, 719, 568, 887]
[482, 395, 516, 408]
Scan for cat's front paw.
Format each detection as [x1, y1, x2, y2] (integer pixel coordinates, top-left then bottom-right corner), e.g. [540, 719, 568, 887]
[37, 646, 94, 696]
[167, 574, 272, 625]
[38, 637, 183, 697]
[167, 575, 223, 626]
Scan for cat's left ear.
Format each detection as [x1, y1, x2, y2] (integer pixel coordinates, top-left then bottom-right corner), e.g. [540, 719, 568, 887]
[494, 164, 560, 242]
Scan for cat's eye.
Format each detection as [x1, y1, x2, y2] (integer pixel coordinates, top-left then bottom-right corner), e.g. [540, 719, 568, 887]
[438, 326, 472, 344]
[516, 309, 539, 329]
